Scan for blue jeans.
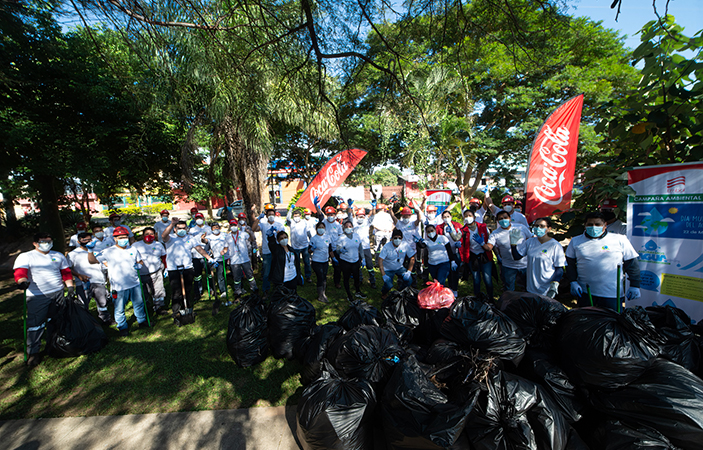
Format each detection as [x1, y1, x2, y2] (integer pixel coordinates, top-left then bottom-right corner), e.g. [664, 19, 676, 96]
[292, 247, 312, 280]
[428, 261, 451, 286]
[502, 266, 526, 292]
[262, 253, 273, 292]
[115, 285, 147, 330]
[382, 268, 412, 294]
[471, 259, 494, 298]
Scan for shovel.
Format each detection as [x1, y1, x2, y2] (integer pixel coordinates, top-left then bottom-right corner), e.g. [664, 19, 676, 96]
[23, 289, 27, 362]
[175, 265, 195, 326]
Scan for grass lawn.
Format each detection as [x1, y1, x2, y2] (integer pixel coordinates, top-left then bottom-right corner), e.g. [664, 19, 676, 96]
[0, 258, 557, 420]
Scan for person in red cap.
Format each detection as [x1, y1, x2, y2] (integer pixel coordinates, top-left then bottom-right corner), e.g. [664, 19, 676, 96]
[435, 208, 464, 296]
[462, 197, 486, 223]
[68, 221, 88, 250]
[515, 200, 524, 215]
[187, 207, 199, 228]
[484, 193, 530, 228]
[14, 232, 76, 367]
[286, 206, 313, 283]
[154, 209, 171, 241]
[88, 226, 148, 336]
[188, 212, 211, 297]
[133, 227, 169, 316]
[353, 207, 377, 288]
[312, 196, 343, 288]
[599, 198, 627, 235]
[390, 200, 425, 285]
[106, 213, 135, 244]
[68, 231, 115, 325]
[223, 216, 257, 305]
[372, 201, 394, 252]
[251, 203, 285, 294]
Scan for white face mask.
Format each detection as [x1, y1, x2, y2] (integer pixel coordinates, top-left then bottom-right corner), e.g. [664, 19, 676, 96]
[239, 220, 246, 227]
[464, 216, 474, 224]
[427, 231, 436, 239]
[117, 238, 129, 248]
[401, 217, 410, 224]
[344, 228, 353, 235]
[195, 219, 204, 225]
[95, 231, 105, 239]
[504, 205, 514, 213]
[161, 216, 169, 222]
[293, 216, 301, 223]
[444, 217, 452, 224]
[356, 218, 364, 224]
[212, 229, 221, 235]
[38, 242, 53, 252]
[392, 238, 402, 246]
[316, 228, 325, 236]
[267, 215, 275, 223]
[305, 215, 311, 220]
[428, 213, 436, 220]
[279, 238, 288, 246]
[327, 216, 336, 223]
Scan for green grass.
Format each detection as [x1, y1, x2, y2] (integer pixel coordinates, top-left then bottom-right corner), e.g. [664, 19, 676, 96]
[0, 263, 544, 420]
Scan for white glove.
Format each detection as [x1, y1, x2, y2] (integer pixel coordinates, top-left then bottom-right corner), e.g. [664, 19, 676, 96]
[509, 228, 522, 245]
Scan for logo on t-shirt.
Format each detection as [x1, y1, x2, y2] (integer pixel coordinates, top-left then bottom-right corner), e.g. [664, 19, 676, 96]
[601, 245, 609, 251]
[541, 249, 548, 253]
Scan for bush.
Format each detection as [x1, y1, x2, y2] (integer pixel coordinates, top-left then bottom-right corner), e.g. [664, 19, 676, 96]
[141, 203, 173, 215]
[108, 206, 142, 216]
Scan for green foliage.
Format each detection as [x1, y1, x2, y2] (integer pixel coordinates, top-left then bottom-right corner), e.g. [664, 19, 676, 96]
[287, 189, 306, 212]
[108, 206, 143, 216]
[141, 203, 174, 215]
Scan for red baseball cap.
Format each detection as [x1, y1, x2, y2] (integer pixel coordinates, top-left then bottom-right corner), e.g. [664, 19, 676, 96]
[190, 207, 198, 213]
[229, 219, 238, 225]
[324, 206, 337, 215]
[160, 210, 170, 215]
[112, 226, 129, 237]
[237, 212, 247, 219]
[600, 198, 618, 209]
[501, 195, 515, 204]
[76, 222, 87, 230]
[195, 213, 204, 219]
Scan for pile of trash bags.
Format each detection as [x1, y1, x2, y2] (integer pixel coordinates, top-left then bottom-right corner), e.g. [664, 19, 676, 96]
[47, 296, 108, 357]
[225, 286, 703, 449]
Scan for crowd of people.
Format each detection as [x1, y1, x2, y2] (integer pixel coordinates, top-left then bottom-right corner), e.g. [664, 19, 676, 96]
[13, 192, 642, 367]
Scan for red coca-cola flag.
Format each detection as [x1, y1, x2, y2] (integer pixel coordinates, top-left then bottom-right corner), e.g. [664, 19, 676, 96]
[524, 94, 584, 223]
[295, 148, 367, 210]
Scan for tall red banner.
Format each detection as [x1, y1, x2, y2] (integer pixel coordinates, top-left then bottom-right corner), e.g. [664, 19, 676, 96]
[295, 148, 367, 210]
[524, 95, 584, 223]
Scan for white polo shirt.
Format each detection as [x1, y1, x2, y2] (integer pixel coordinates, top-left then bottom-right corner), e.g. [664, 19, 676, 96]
[154, 219, 170, 240]
[132, 240, 167, 275]
[565, 232, 639, 298]
[379, 241, 416, 272]
[288, 218, 310, 250]
[96, 246, 142, 291]
[488, 224, 532, 270]
[224, 231, 251, 265]
[310, 234, 332, 263]
[164, 234, 202, 270]
[259, 220, 285, 255]
[516, 237, 566, 296]
[14, 250, 68, 296]
[337, 232, 363, 263]
[188, 225, 212, 259]
[425, 235, 451, 265]
[68, 248, 107, 285]
[353, 217, 373, 250]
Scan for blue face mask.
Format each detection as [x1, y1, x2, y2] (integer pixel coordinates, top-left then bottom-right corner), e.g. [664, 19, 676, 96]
[117, 238, 129, 248]
[586, 226, 604, 238]
[533, 227, 547, 237]
[161, 216, 169, 222]
[499, 219, 511, 229]
[176, 229, 187, 237]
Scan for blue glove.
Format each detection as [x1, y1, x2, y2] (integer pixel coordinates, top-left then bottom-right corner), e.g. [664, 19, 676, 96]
[257, 212, 265, 220]
[626, 287, 641, 300]
[570, 282, 583, 297]
[451, 261, 458, 271]
[347, 198, 354, 207]
[454, 241, 462, 248]
[332, 257, 339, 265]
[209, 259, 219, 268]
[300, 275, 304, 286]
[266, 227, 276, 237]
[361, 258, 366, 268]
[310, 242, 317, 251]
[472, 233, 484, 245]
[85, 240, 96, 249]
[339, 247, 349, 254]
[382, 274, 391, 284]
[371, 199, 377, 208]
[313, 195, 320, 209]
[413, 236, 424, 245]
[134, 263, 143, 270]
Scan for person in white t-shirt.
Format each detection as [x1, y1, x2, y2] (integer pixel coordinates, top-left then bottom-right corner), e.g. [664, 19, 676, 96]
[201, 222, 229, 300]
[511, 218, 566, 297]
[132, 227, 169, 316]
[419, 224, 460, 286]
[154, 209, 171, 242]
[188, 212, 212, 298]
[286, 207, 312, 283]
[91, 224, 114, 252]
[88, 227, 147, 336]
[251, 203, 285, 294]
[372, 201, 394, 252]
[309, 221, 334, 302]
[337, 221, 366, 301]
[313, 199, 343, 288]
[485, 194, 530, 228]
[161, 219, 216, 315]
[600, 198, 628, 235]
[224, 220, 257, 302]
[68, 232, 113, 325]
[465, 197, 487, 224]
[13, 232, 75, 367]
[68, 221, 88, 250]
[566, 211, 641, 311]
[486, 210, 532, 292]
[390, 202, 424, 284]
[378, 229, 416, 298]
[106, 213, 135, 244]
[353, 208, 377, 289]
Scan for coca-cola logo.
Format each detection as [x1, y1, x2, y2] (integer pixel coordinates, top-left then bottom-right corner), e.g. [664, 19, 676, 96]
[533, 125, 570, 206]
[309, 156, 349, 204]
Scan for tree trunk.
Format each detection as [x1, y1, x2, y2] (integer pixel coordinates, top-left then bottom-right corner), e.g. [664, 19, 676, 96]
[3, 191, 19, 234]
[36, 174, 66, 253]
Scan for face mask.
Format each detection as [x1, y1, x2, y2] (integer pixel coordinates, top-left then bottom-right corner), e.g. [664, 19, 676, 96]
[464, 216, 474, 224]
[356, 218, 364, 224]
[117, 238, 129, 248]
[267, 215, 275, 223]
[195, 219, 204, 226]
[95, 232, 105, 239]
[79, 241, 91, 248]
[533, 227, 547, 237]
[428, 213, 436, 220]
[305, 215, 311, 220]
[393, 238, 402, 246]
[279, 238, 288, 246]
[113, 220, 121, 226]
[212, 229, 221, 235]
[38, 242, 53, 252]
[444, 217, 452, 224]
[176, 229, 187, 237]
[401, 217, 410, 224]
[317, 228, 325, 235]
[161, 216, 169, 222]
[503, 205, 513, 213]
[515, 208, 522, 213]
[427, 231, 436, 239]
[601, 210, 616, 221]
[344, 228, 353, 235]
[293, 217, 301, 223]
[327, 216, 336, 223]
[239, 220, 246, 227]
[499, 219, 511, 229]
[586, 226, 604, 238]
[143, 235, 155, 244]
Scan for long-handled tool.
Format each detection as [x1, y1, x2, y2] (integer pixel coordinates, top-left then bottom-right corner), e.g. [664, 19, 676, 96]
[616, 264, 622, 313]
[586, 284, 594, 307]
[136, 267, 151, 327]
[175, 265, 195, 325]
[23, 289, 27, 362]
[204, 259, 212, 300]
[222, 255, 229, 304]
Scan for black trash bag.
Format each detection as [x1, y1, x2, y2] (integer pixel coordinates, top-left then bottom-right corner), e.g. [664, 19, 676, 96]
[47, 298, 108, 357]
[296, 361, 376, 450]
[556, 306, 662, 389]
[413, 307, 451, 346]
[338, 299, 383, 331]
[267, 292, 316, 360]
[595, 420, 682, 450]
[300, 323, 346, 386]
[381, 355, 479, 450]
[645, 305, 700, 372]
[588, 358, 703, 450]
[440, 296, 526, 365]
[498, 291, 567, 351]
[517, 348, 584, 423]
[227, 294, 269, 368]
[332, 325, 404, 383]
[382, 289, 422, 342]
[465, 370, 572, 450]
